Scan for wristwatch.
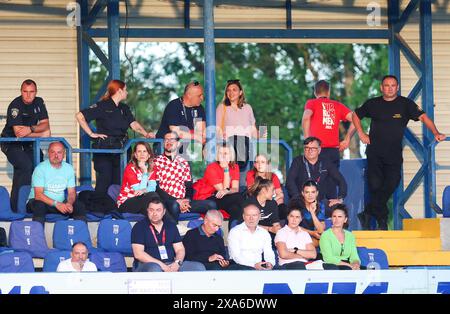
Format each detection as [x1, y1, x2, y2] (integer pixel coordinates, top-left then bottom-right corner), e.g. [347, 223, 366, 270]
[175, 259, 183, 266]
[30, 125, 36, 132]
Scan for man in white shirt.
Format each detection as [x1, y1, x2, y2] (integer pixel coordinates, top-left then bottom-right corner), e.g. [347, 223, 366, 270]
[57, 242, 97, 272]
[227, 204, 275, 270]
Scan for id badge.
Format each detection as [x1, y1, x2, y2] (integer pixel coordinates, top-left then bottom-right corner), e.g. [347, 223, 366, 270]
[158, 245, 168, 260]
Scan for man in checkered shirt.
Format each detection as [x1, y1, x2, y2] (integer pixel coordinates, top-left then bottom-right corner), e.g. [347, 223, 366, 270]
[154, 132, 216, 222]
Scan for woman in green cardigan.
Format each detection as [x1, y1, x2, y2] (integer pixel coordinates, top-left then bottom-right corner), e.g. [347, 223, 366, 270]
[319, 204, 362, 270]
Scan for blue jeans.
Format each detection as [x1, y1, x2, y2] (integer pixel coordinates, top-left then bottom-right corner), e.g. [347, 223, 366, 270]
[134, 261, 206, 272]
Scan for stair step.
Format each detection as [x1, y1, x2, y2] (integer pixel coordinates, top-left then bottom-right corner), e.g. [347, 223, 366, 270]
[356, 237, 441, 251]
[386, 251, 450, 266]
[403, 218, 441, 237]
[353, 230, 423, 239]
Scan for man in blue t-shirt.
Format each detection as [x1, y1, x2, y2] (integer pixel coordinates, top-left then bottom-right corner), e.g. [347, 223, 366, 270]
[156, 81, 206, 145]
[131, 198, 205, 272]
[26, 142, 87, 225]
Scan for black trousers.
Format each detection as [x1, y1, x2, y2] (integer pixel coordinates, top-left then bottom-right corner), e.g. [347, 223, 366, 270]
[320, 147, 340, 199]
[118, 192, 160, 216]
[208, 192, 244, 226]
[93, 153, 121, 194]
[365, 154, 402, 222]
[1, 144, 41, 212]
[228, 135, 250, 171]
[26, 199, 87, 226]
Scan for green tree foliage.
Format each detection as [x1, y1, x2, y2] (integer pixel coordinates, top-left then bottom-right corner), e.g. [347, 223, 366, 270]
[89, 42, 387, 176]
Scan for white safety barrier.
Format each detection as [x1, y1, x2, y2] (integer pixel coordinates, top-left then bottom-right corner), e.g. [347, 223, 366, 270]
[0, 269, 449, 294]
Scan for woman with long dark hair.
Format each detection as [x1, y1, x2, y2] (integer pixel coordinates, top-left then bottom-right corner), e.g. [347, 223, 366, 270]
[319, 204, 362, 270]
[289, 180, 326, 247]
[117, 142, 159, 215]
[76, 80, 154, 194]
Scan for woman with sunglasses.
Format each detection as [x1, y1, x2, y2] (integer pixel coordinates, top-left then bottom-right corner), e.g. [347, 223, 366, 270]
[216, 80, 261, 170]
[319, 204, 361, 270]
[246, 154, 287, 220]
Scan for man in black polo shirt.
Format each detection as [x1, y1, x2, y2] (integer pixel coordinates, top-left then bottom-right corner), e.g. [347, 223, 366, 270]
[156, 81, 206, 145]
[1, 79, 51, 212]
[131, 198, 205, 272]
[354, 75, 446, 230]
[183, 210, 231, 270]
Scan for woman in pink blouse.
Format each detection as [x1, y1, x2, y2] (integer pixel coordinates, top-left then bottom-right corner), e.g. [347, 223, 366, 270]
[216, 80, 260, 170]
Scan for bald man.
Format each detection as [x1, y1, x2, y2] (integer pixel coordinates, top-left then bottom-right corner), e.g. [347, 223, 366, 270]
[26, 141, 87, 225]
[156, 81, 206, 145]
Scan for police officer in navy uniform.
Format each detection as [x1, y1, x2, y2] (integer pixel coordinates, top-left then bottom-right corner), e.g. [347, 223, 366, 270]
[1, 79, 51, 212]
[76, 80, 154, 194]
[353, 75, 446, 230]
[156, 81, 206, 146]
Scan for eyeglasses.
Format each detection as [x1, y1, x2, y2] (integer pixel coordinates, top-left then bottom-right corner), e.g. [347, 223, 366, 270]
[164, 138, 178, 143]
[227, 79, 240, 84]
[304, 146, 319, 151]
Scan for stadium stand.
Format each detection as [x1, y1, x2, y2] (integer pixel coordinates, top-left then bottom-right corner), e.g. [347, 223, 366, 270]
[42, 250, 71, 272]
[97, 218, 132, 255]
[443, 186, 450, 218]
[8, 221, 50, 258]
[52, 220, 95, 251]
[0, 251, 34, 273]
[90, 251, 127, 272]
[0, 186, 26, 221]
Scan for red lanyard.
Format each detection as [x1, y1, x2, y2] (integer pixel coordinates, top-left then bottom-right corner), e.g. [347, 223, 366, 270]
[149, 224, 166, 245]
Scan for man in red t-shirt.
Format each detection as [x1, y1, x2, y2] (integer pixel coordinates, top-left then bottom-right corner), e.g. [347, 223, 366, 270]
[302, 80, 355, 168]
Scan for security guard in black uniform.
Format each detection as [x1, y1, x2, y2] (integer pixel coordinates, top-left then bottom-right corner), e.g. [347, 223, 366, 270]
[76, 79, 154, 194]
[353, 75, 446, 230]
[1, 79, 51, 212]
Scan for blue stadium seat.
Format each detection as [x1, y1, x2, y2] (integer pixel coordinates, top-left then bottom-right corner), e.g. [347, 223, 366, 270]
[8, 221, 50, 258]
[443, 186, 450, 218]
[97, 219, 132, 255]
[43, 250, 71, 272]
[90, 251, 127, 272]
[187, 218, 203, 229]
[17, 185, 32, 218]
[179, 212, 201, 221]
[0, 186, 26, 221]
[53, 220, 94, 251]
[76, 185, 94, 193]
[0, 251, 34, 273]
[357, 247, 389, 269]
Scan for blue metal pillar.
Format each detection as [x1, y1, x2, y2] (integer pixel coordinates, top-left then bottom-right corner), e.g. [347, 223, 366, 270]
[388, 0, 403, 229]
[77, 0, 92, 186]
[420, 0, 436, 218]
[204, 0, 216, 161]
[107, 0, 120, 80]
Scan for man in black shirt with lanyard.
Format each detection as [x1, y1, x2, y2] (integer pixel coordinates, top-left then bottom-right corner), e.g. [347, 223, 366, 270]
[354, 75, 446, 230]
[1, 79, 51, 212]
[286, 137, 347, 209]
[156, 81, 206, 147]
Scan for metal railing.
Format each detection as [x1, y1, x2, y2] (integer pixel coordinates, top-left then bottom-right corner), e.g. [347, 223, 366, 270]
[0, 137, 293, 185]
